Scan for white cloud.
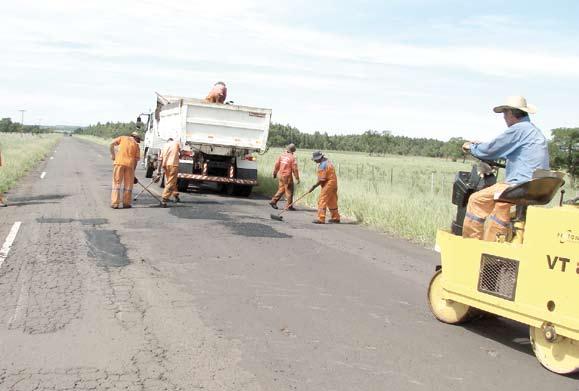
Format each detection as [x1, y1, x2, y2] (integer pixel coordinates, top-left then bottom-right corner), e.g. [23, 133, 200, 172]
[0, 0, 577, 139]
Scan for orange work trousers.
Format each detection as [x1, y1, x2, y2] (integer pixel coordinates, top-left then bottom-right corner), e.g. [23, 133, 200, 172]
[111, 164, 135, 207]
[317, 185, 340, 223]
[162, 165, 179, 202]
[463, 183, 511, 241]
[271, 176, 294, 206]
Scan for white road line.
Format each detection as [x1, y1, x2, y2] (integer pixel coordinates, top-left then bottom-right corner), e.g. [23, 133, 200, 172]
[0, 222, 22, 269]
[40, 171, 47, 179]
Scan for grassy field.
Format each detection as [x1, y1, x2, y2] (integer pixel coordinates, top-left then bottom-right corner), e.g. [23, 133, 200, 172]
[255, 148, 576, 245]
[0, 133, 62, 194]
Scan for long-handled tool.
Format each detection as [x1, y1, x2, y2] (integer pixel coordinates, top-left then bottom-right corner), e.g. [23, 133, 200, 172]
[270, 189, 313, 221]
[133, 179, 156, 201]
[135, 178, 163, 205]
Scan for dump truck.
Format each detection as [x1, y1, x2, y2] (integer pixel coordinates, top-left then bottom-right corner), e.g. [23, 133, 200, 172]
[139, 94, 271, 197]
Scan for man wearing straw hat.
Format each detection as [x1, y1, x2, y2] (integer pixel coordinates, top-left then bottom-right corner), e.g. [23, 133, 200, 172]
[462, 96, 550, 241]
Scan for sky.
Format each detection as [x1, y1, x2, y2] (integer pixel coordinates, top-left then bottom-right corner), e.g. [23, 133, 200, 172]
[1, 0, 578, 141]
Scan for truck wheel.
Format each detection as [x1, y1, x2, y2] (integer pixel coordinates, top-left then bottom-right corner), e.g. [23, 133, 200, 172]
[145, 162, 154, 178]
[233, 185, 252, 197]
[177, 179, 188, 192]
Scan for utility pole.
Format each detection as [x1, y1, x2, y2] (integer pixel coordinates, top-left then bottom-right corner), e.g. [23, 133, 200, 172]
[18, 109, 26, 125]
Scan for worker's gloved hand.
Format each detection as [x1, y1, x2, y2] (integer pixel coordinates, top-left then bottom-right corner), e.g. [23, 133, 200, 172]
[133, 177, 139, 184]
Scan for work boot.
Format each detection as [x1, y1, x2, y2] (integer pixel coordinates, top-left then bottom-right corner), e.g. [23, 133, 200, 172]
[329, 219, 340, 224]
[111, 205, 120, 209]
[161, 202, 168, 208]
[0, 203, 7, 208]
[312, 220, 324, 224]
[288, 206, 297, 211]
[269, 202, 278, 210]
[123, 205, 132, 209]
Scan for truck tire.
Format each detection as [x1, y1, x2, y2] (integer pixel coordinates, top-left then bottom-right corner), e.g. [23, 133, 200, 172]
[177, 179, 188, 192]
[233, 185, 252, 197]
[145, 162, 155, 178]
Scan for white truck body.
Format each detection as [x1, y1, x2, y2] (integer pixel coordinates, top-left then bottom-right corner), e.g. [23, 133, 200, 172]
[142, 95, 271, 196]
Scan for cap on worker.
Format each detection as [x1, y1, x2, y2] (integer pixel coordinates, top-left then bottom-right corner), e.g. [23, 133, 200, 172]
[493, 96, 537, 114]
[131, 132, 142, 142]
[312, 150, 324, 161]
[287, 143, 296, 153]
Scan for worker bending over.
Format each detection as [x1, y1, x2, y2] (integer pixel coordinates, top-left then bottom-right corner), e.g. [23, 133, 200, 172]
[205, 82, 227, 104]
[110, 132, 141, 209]
[462, 96, 549, 241]
[310, 151, 340, 224]
[158, 138, 181, 207]
[269, 143, 300, 210]
[0, 148, 6, 207]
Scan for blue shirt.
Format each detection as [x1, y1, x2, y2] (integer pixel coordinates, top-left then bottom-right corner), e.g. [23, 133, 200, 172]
[470, 117, 550, 184]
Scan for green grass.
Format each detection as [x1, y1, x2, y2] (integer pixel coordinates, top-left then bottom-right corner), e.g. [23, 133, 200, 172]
[255, 148, 577, 245]
[0, 133, 62, 193]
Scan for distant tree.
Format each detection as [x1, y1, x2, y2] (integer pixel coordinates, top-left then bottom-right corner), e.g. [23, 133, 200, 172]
[550, 128, 579, 185]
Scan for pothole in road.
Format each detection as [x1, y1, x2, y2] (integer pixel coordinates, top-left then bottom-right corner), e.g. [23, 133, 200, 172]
[84, 229, 129, 267]
[222, 222, 291, 238]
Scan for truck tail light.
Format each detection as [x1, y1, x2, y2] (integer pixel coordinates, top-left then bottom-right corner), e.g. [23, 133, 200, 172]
[243, 155, 256, 161]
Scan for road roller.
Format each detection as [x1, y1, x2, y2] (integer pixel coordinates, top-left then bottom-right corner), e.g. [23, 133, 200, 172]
[427, 159, 579, 374]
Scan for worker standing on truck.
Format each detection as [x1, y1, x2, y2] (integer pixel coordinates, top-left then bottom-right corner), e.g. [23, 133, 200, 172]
[269, 143, 300, 210]
[205, 82, 227, 104]
[310, 151, 340, 224]
[158, 138, 181, 207]
[110, 132, 141, 209]
[462, 96, 549, 241]
[0, 147, 6, 207]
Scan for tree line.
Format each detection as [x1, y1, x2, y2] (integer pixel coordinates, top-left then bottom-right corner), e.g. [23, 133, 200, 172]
[73, 121, 578, 183]
[0, 117, 49, 134]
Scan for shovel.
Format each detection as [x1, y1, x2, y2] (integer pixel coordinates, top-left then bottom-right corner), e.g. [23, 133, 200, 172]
[270, 189, 313, 221]
[135, 178, 163, 205]
[133, 179, 156, 201]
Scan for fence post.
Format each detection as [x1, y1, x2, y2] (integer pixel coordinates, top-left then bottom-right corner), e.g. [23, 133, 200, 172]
[431, 172, 435, 194]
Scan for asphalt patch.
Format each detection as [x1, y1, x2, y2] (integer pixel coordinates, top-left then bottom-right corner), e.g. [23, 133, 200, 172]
[36, 217, 109, 225]
[37, 217, 75, 224]
[170, 206, 230, 221]
[222, 222, 291, 238]
[85, 229, 129, 267]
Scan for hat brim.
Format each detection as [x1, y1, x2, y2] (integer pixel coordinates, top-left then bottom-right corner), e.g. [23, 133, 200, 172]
[493, 104, 537, 114]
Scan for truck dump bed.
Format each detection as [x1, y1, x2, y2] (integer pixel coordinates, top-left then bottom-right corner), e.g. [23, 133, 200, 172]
[156, 96, 271, 153]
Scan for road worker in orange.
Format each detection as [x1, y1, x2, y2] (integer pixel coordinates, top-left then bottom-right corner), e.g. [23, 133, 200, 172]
[269, 143, 300, 210]
[109, 132, 141, 209]
[158, 138, 181, 207]
[205, 82, 227, 104]
[0, 148, 6, 207]
[310, 150, 340, 224]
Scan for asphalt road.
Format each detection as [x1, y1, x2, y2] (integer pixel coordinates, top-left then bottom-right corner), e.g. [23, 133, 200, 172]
[0, 137, 576, 390]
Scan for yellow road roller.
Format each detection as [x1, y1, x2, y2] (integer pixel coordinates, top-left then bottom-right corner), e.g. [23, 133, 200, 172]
[428, 160, 579, 374]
